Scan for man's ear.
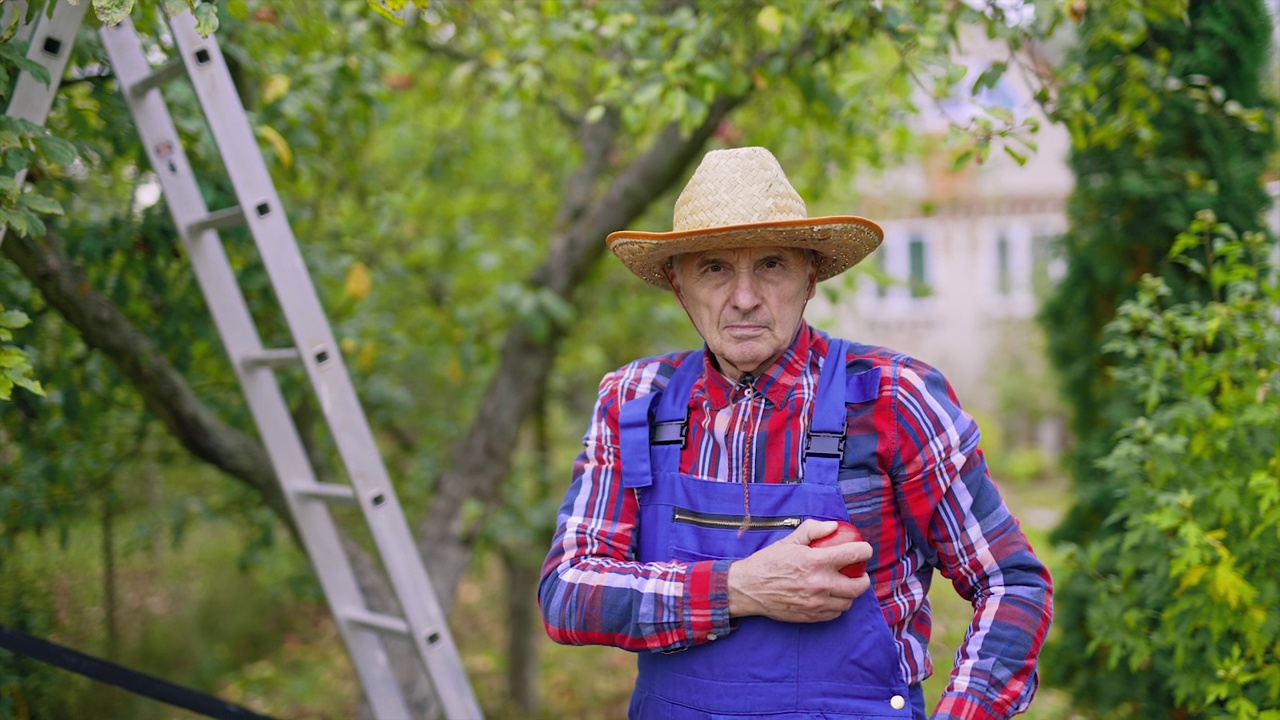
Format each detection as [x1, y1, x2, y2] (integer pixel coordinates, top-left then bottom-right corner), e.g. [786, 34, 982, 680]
[665, 260, 686, 308]
[670, 280, 687, 311]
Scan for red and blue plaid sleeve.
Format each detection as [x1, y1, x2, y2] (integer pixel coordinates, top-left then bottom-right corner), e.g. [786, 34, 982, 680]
[891, 357, 1054, 720]
[537, 357, 733, 652]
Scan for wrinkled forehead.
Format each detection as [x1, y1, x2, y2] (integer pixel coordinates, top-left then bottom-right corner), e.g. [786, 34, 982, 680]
[671, 245, 813, 267]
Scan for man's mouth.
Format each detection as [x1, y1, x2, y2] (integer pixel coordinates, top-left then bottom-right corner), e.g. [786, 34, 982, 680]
[724, 324, 767, 338]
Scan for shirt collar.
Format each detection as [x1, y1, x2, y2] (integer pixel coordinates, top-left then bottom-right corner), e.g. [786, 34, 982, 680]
[702, 324, 824, 409]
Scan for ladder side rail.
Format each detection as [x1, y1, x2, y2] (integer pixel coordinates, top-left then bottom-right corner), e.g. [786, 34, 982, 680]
[0, 0, 89, 250]
[97, 18, 413, 720]
[164, 13, 482, 719]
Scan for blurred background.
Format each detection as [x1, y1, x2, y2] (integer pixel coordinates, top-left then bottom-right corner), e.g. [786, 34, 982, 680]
[2, 0, 1278, 717]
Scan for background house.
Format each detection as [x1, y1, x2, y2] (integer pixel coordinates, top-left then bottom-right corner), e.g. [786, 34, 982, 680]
[813, 8, 1280, 471]
[810, 28, 1074, 467]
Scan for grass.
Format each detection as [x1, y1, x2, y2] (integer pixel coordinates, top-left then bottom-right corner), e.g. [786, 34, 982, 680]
[1, 470, 1075, 719]
[1, 505, 358, 720]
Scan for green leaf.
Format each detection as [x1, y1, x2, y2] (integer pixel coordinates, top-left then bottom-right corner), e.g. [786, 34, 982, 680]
[0, 44, 52, 86]
[12, 375, 44, 397]
[986, 106, 1015, 125]
[1003, 145, 1028, 166]
[0, 175, 18, 196]
[757, 6, 783, 35]
[19, 193, 63, 215]
[972, 61, 1008, 95]
[19, 208, 45, 238]
[0, 310, 31, 329]
[226, 0, 249, 20]
[93, 0, 136, 27]
[5, 208, 29, 236]
[35, 135, 76, 166]
[367, 1, 406, 25]
[584, 105, 606, 124]
[193, 3, 219, 36]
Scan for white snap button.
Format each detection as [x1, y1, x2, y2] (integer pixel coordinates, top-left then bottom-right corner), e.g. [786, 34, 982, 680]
[706, 632, 718, 641]
[890, 695, 906, 710]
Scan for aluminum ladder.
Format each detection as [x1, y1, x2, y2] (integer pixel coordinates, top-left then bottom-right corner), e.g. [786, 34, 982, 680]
[2, 4, 483, 718]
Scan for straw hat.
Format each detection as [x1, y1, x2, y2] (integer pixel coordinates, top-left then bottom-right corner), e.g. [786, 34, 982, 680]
[607, 146, 883, 290]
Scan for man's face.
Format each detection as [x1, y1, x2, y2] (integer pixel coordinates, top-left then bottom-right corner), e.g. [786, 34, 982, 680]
[667, 246, 816, 382]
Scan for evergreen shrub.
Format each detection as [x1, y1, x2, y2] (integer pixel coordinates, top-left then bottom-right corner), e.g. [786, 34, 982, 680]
[1063, 211, 1280, 717]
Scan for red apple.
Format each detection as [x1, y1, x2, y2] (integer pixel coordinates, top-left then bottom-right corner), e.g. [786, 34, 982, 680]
[810, 521, 867, 578]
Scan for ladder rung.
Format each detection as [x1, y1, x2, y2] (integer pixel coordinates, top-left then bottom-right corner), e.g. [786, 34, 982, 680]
[292, 482, 357, 503]
[130, 56, 185, 97]
[344, 609, 409, 636]
[187, 205, 246, 236]
[240, 347, 300, 369]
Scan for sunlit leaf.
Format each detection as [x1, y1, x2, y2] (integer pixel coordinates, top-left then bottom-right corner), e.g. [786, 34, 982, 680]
[92, 0, 135, 26]
[756, 6, 783, 35]
[261, 74, 290, 105]
[193, 2, 220, 36]
[344, 261, 372, 301]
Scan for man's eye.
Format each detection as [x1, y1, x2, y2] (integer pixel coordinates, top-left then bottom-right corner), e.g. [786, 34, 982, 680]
[705, 264, 724, 273]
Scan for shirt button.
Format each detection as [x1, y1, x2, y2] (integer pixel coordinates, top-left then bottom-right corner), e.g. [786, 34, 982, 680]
[706, 632, 718, 641]
[890, 695, 906, 710]
[743, 388, 753, 398]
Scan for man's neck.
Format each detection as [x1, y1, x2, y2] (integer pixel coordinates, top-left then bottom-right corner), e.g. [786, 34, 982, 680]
[711, 354, 775, 384]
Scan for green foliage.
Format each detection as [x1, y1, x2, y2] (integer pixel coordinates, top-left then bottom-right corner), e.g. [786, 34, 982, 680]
[0, 495, 342, 720]
[0, 556, 58, 720]
[13, 0, 1276, 712]
[0, 305, 42, 400]
[1058, 213, 1280, 718]
[1042, 0, 1277, 712]
[1, 14, 75, 406]
[1045, 0, 1275, 521]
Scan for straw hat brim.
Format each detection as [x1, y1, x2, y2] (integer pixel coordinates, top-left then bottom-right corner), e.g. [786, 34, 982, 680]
[607, 216, 884, 290]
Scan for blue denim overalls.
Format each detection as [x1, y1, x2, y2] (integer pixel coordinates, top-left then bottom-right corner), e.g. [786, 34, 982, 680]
[619, 340, 916, 718]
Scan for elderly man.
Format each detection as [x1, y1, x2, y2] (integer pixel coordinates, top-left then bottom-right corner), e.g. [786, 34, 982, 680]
[538, 147, 1052, 719]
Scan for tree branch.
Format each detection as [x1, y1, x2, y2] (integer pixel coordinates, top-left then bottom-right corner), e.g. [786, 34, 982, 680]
[1, 229, 295, 535]
[3, 228, 441, 711]
[417, 91, 746, 605]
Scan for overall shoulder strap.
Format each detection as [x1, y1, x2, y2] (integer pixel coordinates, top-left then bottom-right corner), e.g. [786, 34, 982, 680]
[803, 339, 850, 484]
[619, 351, 703, 489]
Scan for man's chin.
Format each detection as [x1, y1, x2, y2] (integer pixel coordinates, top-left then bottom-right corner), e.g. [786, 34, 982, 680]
[719, 347, 775, 375]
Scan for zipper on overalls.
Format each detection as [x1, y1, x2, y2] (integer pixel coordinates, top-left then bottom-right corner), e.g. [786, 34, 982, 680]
[672, 508, 802, 530]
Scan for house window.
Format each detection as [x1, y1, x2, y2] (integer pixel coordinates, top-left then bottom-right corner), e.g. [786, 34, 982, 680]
[996, 234, 1011, 295]
[875, 245, 889, 298]
[1031, 234, 1058, 298]
[908, 235, 929, 298]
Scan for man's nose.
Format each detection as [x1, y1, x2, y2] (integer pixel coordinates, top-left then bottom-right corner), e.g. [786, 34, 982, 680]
[730, 271, 763, 310]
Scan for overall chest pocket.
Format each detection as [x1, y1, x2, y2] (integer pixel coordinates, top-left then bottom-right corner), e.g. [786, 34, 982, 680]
[667, 508, 800, 562]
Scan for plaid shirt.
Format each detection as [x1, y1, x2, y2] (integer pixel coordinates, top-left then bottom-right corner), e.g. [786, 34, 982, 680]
[539, 324, 1053, 720]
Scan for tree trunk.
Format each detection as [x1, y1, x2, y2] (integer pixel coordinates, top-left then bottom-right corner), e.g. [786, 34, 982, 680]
[418, 98, 743, 605]
[504, 551, 540, 714]
[1, 230, 432, 712]
[3, 94, 744, 716]
[1, 232, 295, 533]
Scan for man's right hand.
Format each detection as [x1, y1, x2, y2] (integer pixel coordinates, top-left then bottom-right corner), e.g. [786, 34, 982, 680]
[726, 519, 872, 623]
